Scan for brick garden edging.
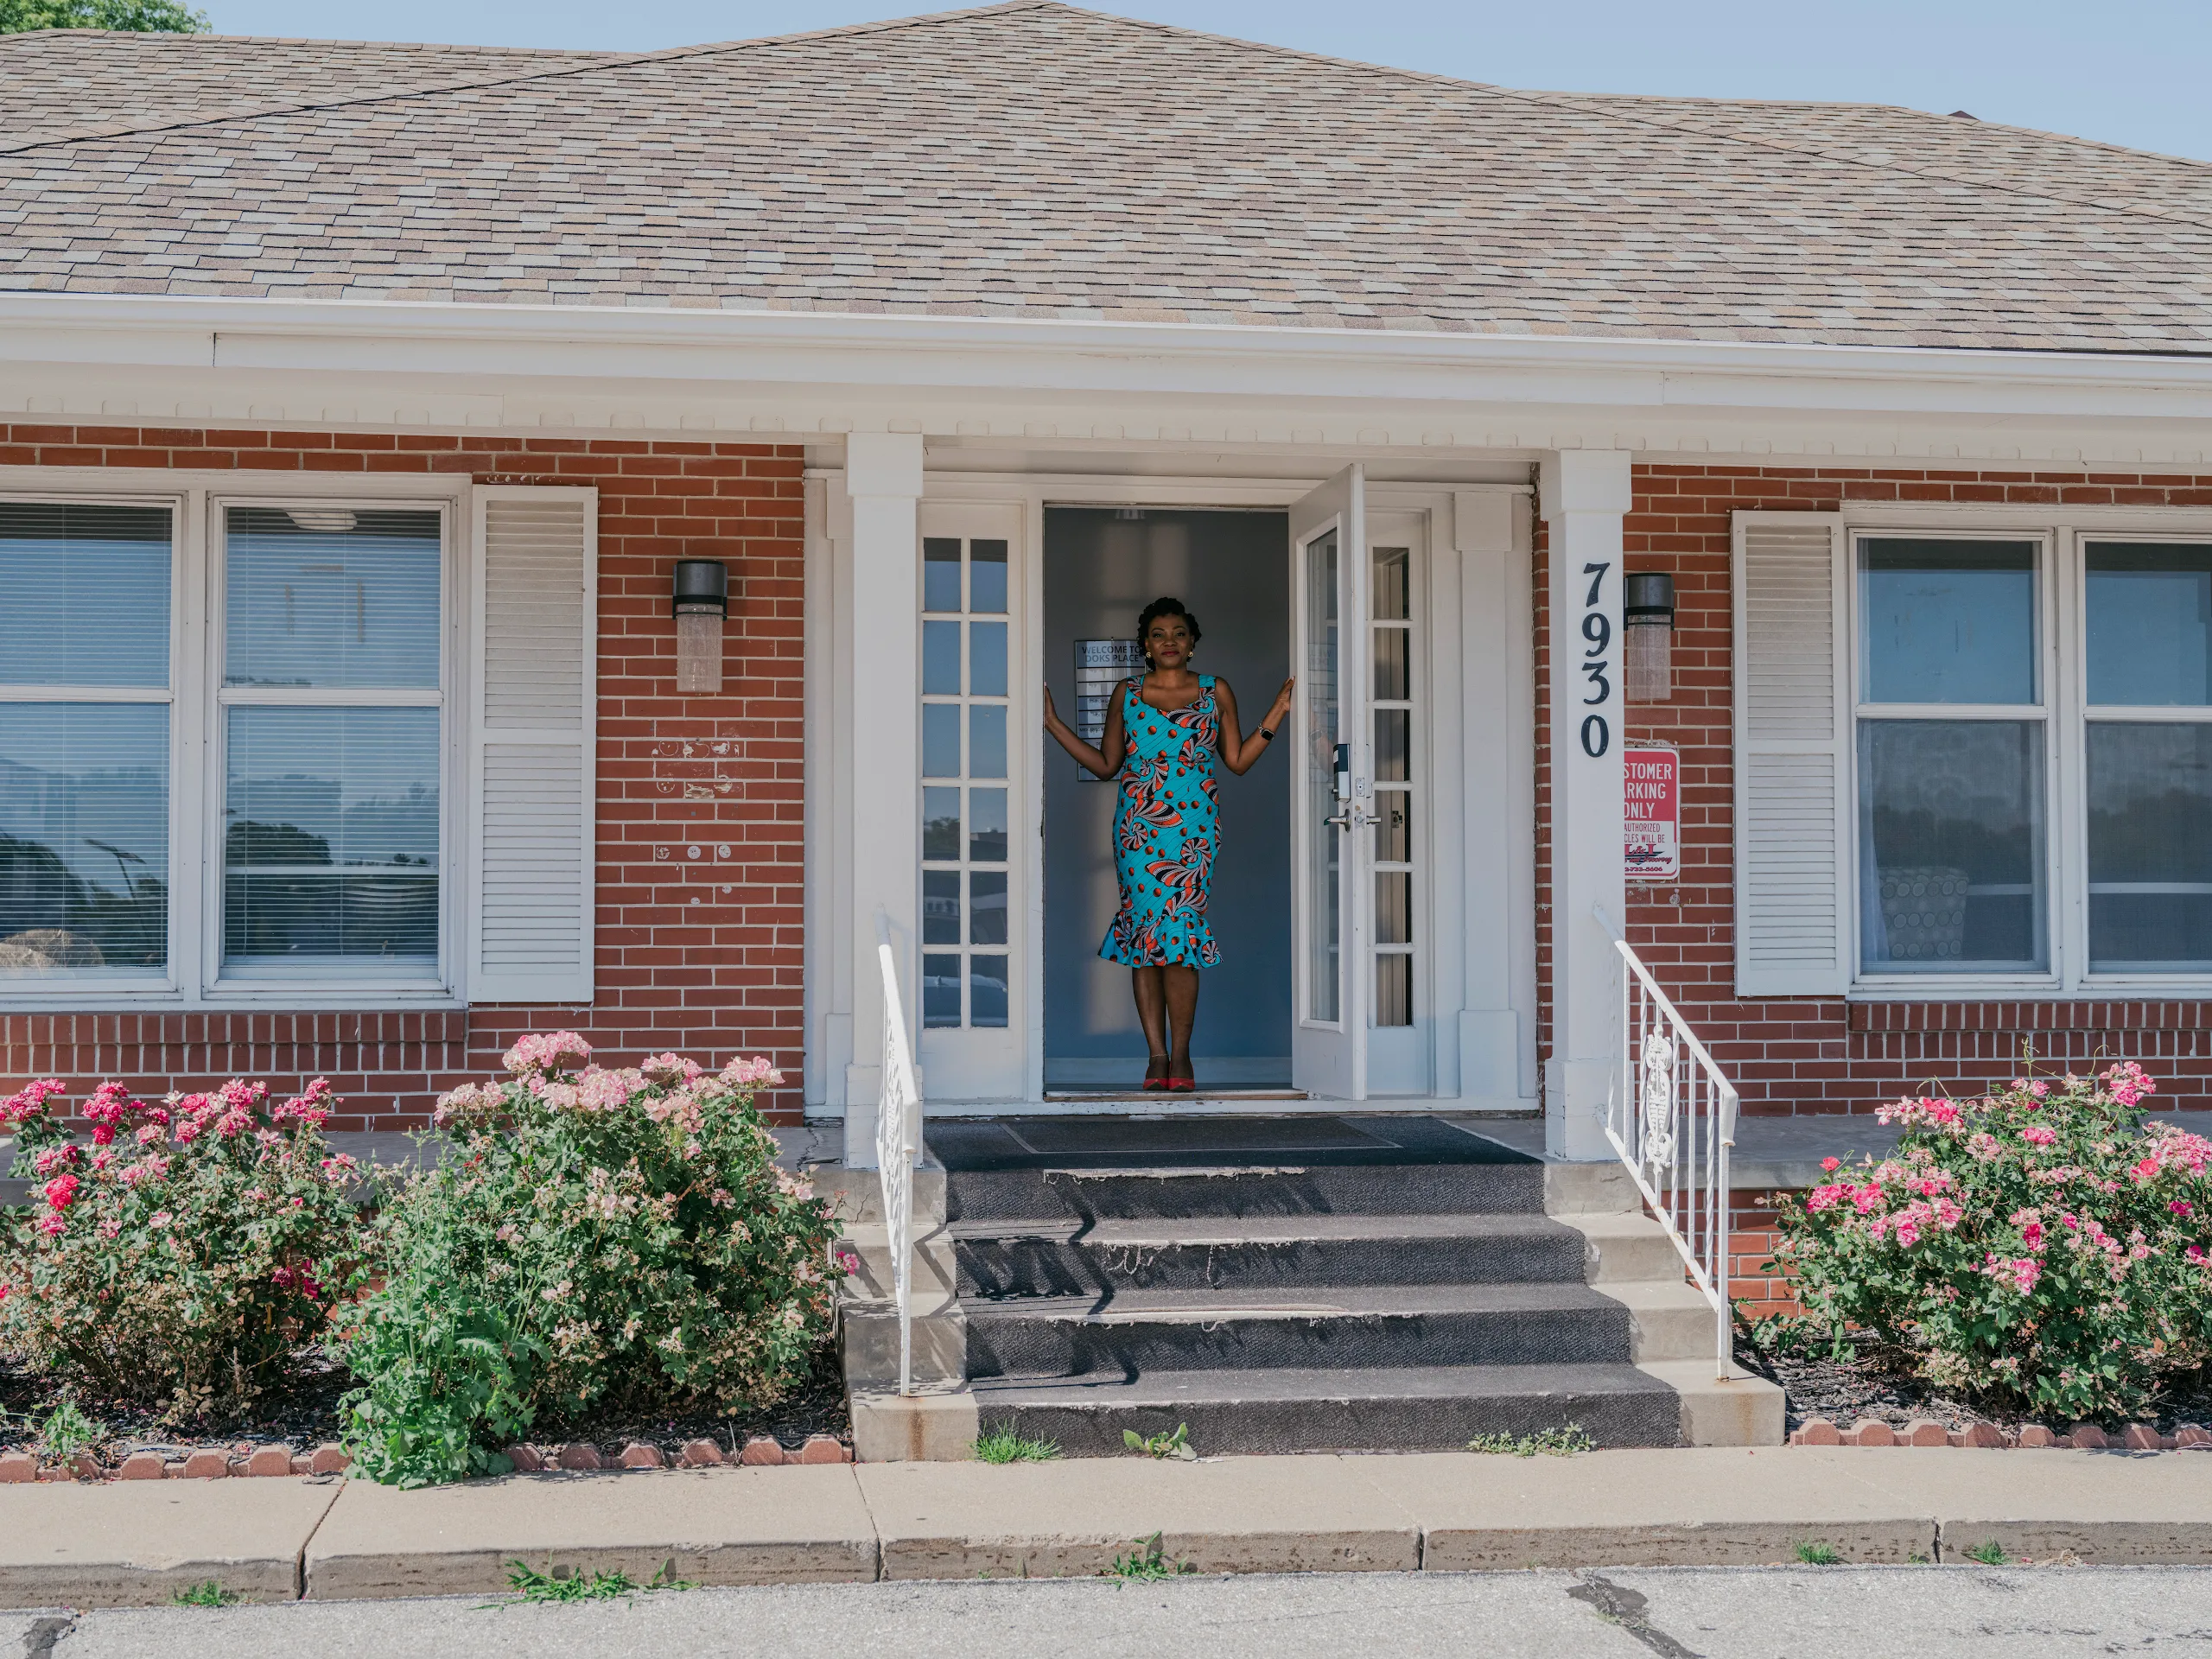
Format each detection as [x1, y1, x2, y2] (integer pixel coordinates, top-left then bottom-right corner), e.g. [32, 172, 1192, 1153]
[0, 1433, 852, 1482]
[1791, 1416, 2212, 1451]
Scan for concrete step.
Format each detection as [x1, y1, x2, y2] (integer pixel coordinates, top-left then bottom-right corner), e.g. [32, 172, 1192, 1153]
[954, 1212, 1588, 1298]
[838, 1221, 960, 1303]
[1599, 1280, 1728, 1364]
[1551, 1209, 1692, 1285]
[964, 1282, 1636, 1378]
[969, 1361, 1682, 1456]
[944, 1160, 1547, 1223]
[841, 1287, 968, 1390]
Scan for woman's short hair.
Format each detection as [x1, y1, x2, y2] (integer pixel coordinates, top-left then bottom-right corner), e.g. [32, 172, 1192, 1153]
[1136, 596, 1202, 651]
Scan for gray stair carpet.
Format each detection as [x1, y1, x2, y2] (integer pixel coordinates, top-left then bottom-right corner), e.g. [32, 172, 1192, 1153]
[931, 1114, 1680, 1456]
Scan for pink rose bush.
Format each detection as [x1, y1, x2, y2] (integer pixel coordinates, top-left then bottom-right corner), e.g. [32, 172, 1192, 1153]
[1776, 1062, 2212, 1419]
[0, 1076, 363, 1415]
[339, 1034, 834, 1487]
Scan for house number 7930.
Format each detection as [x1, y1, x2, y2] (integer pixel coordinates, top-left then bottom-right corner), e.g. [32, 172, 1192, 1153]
[1580, 560, 1611, 758]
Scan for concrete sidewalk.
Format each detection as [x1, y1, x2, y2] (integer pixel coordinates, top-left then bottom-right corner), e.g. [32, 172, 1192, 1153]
[4, 1447, 2212, 1606]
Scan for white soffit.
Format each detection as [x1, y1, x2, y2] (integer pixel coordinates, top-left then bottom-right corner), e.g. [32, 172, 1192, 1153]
[3, 295, 2212, 467]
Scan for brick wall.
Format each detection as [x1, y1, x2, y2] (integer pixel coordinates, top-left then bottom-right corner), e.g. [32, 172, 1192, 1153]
[1609, 464, 2212, 1117]
[0, 424, 806, 1128]
[1727, 1200, 1799, 1315]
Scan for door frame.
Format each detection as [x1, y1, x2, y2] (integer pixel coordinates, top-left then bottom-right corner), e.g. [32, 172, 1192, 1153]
[1288, 465, 1371, 1103]
[803, 464, 1538, 1116]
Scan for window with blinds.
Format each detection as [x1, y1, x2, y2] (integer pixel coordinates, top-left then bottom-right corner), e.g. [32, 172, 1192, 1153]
[219, 508, 444, 976]
[0, 502, 175, 982]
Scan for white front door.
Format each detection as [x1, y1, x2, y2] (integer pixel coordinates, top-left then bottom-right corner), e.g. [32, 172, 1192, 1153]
[1288, 466, 1371, 1101]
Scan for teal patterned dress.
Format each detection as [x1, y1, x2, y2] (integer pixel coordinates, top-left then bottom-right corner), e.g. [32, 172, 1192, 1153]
[1100, 675, 1223, 969]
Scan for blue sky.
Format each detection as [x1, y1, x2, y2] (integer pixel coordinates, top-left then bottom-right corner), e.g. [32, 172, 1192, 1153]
[201, 1, 2212, 164]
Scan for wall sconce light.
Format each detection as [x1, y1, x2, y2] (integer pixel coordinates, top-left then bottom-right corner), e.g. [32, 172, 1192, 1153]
[672, 559, 729, 694]
[1624, 571, 1676, 702]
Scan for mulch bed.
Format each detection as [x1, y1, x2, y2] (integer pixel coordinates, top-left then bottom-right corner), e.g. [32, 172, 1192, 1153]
[0, 1341, 849, 1469]
[1736, 1336, 2212, 1437]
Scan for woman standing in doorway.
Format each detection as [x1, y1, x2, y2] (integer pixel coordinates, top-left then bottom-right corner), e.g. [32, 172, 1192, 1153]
[1043, 597, 1294, 1092]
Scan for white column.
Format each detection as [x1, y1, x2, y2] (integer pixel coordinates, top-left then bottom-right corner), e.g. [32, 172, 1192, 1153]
[841, 433, 925, 1169]
[1539, 451, 1630, 1160]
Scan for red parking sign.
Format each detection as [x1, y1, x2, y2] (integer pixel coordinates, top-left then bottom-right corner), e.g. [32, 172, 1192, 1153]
[1624, 746, 1679, 880]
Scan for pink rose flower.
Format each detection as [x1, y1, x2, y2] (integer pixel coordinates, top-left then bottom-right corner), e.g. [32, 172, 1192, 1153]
[503, 1031, 593, 1077]
[0, 1078, 67, 1127]
[41, 1173, 79, 1210]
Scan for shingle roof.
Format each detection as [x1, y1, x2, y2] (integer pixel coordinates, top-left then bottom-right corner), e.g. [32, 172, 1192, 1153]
[5, 1, 2212, 354]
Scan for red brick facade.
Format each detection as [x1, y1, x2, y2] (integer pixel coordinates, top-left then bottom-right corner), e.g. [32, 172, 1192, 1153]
[0, 423, 807, 1128]
[1602, 464, 2212, 1119]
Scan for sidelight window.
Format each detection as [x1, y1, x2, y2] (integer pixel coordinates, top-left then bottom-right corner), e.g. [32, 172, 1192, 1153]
[919, 535, 1011, 1028]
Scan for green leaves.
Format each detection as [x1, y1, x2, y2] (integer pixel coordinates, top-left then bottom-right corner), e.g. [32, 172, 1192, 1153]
[0, 0, 208, 31]
[1122, 1422, 1195, 1459]
[338, 1056, 837, 1485]
[0, 1081, 366, 1416]
[1777, 1069, 2212, 1420]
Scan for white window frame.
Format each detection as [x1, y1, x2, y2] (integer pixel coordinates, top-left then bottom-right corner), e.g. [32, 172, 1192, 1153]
[0, 467, 471, 1010]
[1842, 503, 2212, 1000]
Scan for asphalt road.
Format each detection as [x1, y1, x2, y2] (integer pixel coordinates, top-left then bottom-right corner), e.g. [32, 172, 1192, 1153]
[8, 1567, 2212, 1658]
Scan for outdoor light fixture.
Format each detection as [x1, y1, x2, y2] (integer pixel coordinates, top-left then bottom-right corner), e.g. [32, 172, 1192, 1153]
[672, 558, 729, 694]
[1624, 571, 1677, 702]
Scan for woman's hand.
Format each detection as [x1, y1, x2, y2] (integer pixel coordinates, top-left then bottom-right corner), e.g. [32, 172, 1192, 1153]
[1044, 681, 1121, 779]
[1263, 677, 1296, 734]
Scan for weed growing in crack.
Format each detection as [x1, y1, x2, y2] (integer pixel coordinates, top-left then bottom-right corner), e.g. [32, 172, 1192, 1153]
[501, 1560, 692, 1605]
[1964, 1539, 2010, 1566]
[1124, 1422, 1195, 1459]
[1109, 1533, 1197, 1581]
[1794, 1541, 1842, 1566]
[973, 1425, 1061, 1464]
[171, 1582, 241, 1608]
[1467, 1424, 1593, 1457]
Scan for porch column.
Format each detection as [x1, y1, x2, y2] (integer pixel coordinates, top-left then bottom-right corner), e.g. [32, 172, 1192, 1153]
[842, 432, 925, 1169]
[1538, 450, 1630, 1160]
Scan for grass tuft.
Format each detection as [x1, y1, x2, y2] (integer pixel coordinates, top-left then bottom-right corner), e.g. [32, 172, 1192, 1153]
[1466, 1424, 1594, 1458]
[973, 1424, 1062, 1464]
[1794, 1541, 1842, 1566]
[1964, 1539, 2010, 1566]
[171, 1581, 242, 1608]
[503, 1560, 692, 1604]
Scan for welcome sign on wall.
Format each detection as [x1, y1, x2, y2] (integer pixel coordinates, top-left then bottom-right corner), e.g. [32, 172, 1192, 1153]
[1624, 744, 1679, 881]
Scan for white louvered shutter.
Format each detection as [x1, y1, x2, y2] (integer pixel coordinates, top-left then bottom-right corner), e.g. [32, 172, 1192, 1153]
[1733, 511, 1850, 997]
[467, 486, 597, 1003]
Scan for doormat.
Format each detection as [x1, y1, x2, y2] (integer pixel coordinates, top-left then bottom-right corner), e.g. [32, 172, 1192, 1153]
[1003, 1116, 1389, 1156]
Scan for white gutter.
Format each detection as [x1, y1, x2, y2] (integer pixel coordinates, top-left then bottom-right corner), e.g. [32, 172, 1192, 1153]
[4, 292, 2212, 437]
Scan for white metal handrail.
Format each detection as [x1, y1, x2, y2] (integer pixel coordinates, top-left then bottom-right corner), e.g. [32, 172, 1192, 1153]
[1595, 906, 1738, 1380]
[874, 912, 922, 1396]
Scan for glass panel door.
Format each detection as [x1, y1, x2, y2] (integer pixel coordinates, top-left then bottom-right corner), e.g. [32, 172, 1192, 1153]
[918, 534, 1011, 1030]
[1287, 467, 1369, 1100]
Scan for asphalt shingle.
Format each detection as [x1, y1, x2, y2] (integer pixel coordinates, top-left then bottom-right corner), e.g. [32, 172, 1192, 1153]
[3, 2, 2210, 353]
